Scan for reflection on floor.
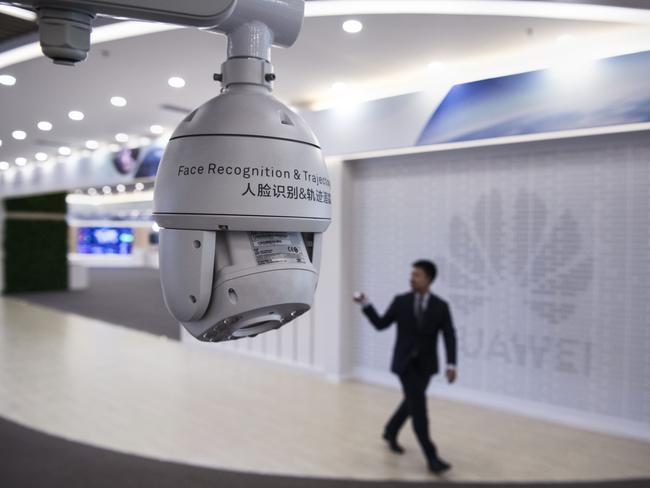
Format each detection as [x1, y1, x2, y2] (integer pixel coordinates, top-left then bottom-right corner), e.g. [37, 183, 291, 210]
[1, 297, 649, 483]
[13, 267, 179, 339]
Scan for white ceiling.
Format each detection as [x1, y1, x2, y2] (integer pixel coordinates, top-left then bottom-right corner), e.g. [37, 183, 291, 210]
[1, 7, 650, 171]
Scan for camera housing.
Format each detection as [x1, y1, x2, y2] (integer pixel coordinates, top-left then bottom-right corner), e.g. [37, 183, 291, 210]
[154, 73, 331, 341]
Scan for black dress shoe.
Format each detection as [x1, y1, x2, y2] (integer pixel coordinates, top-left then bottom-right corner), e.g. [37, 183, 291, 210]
[428, 456, 451, 474]
[382, 432, 405, 454]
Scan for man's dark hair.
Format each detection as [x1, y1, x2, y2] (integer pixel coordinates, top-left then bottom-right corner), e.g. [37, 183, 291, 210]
[413, 259, 437, 283]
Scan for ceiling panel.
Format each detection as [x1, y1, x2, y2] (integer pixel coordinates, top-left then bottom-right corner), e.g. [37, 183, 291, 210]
[0, 9, 649, 172]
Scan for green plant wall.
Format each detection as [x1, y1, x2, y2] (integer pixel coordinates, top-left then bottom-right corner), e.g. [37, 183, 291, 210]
[3, 192, 68, 293]
[4, 192, 67, 214]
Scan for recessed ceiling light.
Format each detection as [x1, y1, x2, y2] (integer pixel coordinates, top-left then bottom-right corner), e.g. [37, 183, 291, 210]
[35, 152, 48, 162]
[150, 124, 164, 135]
[102, 186, 112, 194]
[342, 19, 363, 33]
[12, 130, 26, 140]
[427, 61, 447, 72]
[58, 146, 72, 156]
[68, 110, 84, 121]
[37, 121, 53, 131]
[135, 182, 145, 191]
[115, 133, 129, 143]
[0, 139, 2, 147]
[85, 140, 99, 150]
[0, 161, 9, 171]
[116, 184, 126, 193]
[168, 76, 186, 88]
[110, 96, 127, 107]
[556, 34, 575, 45]
[15, 157, 27, 166]
[0, 74, 16, 86]
[87, 188, 97, 196]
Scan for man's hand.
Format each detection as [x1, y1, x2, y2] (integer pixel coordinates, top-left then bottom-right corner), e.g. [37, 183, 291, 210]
[353, 292, 368, 306]
[445, 367, 456, 384]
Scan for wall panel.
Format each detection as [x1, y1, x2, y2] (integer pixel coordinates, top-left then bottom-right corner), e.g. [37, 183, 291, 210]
[348, 132, 650, 429]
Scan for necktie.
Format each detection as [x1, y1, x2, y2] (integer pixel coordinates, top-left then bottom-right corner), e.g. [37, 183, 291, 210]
[415, 294, 424, 327]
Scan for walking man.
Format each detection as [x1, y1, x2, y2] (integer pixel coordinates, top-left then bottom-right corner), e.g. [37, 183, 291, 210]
[353, 260, 457, 474]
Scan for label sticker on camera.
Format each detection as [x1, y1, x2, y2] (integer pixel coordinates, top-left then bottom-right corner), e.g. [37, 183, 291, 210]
[250, 232, 306, 265]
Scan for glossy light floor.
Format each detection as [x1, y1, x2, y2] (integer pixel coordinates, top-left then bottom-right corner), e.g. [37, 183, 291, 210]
[1, 297, 649, 483]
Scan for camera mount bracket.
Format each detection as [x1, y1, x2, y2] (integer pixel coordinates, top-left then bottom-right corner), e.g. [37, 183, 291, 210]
[5, 0, 303, 65]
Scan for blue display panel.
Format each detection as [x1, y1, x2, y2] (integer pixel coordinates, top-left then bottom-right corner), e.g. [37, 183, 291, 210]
[77, 227, 135, 254]
[135, 146, 164, 178]
[417, 50, 650, 145]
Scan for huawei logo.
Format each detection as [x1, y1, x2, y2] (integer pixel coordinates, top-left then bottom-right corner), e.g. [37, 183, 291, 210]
[438, 190, 594, 324]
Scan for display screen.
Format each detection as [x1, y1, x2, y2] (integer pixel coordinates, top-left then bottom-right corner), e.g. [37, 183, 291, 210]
[135, 146, 164, 178]
[77, 227, 134, 254]
[112, 148, 140, 175]
[417, 50, 650, 145]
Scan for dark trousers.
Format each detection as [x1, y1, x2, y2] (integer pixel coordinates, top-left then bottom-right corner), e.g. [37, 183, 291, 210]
[384, 358, 437, 459]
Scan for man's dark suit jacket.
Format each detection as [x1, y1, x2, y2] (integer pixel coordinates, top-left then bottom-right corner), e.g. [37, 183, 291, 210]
[363, 292, 457, 376]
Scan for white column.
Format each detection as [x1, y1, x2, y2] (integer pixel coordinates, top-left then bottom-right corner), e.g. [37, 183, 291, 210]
[313, 157, 354, 381]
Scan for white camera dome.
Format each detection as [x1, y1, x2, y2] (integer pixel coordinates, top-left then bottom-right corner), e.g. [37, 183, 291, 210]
[154, 81, 331, 342]
[154, 84, 330, 232]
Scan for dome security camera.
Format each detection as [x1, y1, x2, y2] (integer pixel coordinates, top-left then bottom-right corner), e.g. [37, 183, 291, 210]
[152, 2, 331, 342]
[154, 77, 331, 342]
